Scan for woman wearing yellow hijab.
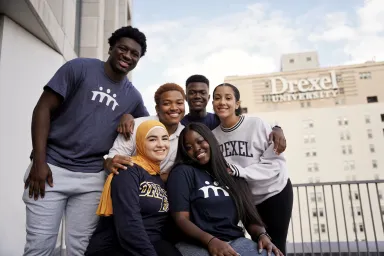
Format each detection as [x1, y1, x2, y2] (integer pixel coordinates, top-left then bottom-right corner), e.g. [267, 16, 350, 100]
[85, 120, 182, 256]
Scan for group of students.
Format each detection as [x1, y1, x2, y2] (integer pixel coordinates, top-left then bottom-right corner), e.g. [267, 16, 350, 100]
[22, 25, 293, 256]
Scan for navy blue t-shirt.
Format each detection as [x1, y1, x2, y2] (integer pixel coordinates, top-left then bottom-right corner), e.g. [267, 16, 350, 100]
[181, 112, 220, 130]
[167, 164, 244, 242]
[43, 58, 149, 173]
[86, 164, 169, 255]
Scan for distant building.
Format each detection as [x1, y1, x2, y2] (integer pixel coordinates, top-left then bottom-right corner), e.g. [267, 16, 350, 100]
[280, 51, 320, 72]
[0, 1, 132, 255]
[225, 53, 384, 248]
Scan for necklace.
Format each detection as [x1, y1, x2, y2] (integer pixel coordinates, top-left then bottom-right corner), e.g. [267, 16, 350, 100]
[203, 169, 220, 186]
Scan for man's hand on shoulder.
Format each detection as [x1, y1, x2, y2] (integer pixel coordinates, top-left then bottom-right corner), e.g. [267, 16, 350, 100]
[104, 155, 133, 175]
[117, 114, 135, 140]
[269, 126, 286, 155]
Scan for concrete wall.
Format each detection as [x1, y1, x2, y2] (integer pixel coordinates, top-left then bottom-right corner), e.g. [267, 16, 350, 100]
[0, 16, 65, 256]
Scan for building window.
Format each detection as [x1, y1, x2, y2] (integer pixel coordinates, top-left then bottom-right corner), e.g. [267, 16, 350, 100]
[340, 131, 351, 140]
[338, 117, 349, 126]
[311, 192, 323, 202]
[359, 72, 371, 79]
[312, 151, 317, 157]
[372, 160, 378, 168]
[289, 59, 294, 63]
[342, 145, 353, 155]
[365, 115, 371, 124]
[310, 135, 316, 143]
[303, 119, 314, 129]
[339, 87, 345, 94]
[344, 161, 355, 171]
[307, 57, 312, 62]
[352, 206, 362, 216]
[367, 96, 378, 103]
[367, 129, 373, 139]
[313, 208, 324, 217]
[335, 98, 345, 105]
[370, 144, 375, 153]
[321, 224, 326, 233]
[301, 102, 311, 108]
[241, 107, 248, 114]
[381, 114, 384, 122]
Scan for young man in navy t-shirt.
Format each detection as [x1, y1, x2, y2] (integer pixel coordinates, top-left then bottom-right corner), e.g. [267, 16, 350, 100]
[181, 75, 220, 130]
[22, 26, 149, 256]
[181, 74, 287, 153]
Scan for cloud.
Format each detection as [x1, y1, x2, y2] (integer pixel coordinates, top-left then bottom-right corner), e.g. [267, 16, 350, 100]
[308, 0, 384, 64]
[136, 3, 304, 113]
[134, 1, 384, 115]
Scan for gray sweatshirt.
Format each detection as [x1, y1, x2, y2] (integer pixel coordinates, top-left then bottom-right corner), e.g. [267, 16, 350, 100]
[212, 115, 288, 205]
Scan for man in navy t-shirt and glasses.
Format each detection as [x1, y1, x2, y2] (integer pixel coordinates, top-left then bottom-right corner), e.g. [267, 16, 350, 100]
[22, 26, 149, 256]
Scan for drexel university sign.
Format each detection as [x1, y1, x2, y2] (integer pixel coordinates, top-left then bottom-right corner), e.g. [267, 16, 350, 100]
[269, 70, 339, 102]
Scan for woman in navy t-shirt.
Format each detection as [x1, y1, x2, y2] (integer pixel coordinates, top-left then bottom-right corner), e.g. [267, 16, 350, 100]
[167, 122, 284, 256]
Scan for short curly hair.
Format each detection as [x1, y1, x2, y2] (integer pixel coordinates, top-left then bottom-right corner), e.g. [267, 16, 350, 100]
[185, 74, 209, 89]
[108, 26, 147, 57]
[154, 83, 186, 105]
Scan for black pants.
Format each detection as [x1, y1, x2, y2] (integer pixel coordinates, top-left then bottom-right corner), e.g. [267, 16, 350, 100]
[86, 239, 182, 256]
[256, 179, 293, 256]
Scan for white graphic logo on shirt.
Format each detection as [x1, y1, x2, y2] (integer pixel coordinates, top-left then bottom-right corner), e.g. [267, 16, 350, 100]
[91, 87, 119, 111]
[199, 181, 229, 198]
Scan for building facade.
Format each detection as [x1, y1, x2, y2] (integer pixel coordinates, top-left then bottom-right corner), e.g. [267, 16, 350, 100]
[0, 0, 132, 255]
[225, 56, 384, 252]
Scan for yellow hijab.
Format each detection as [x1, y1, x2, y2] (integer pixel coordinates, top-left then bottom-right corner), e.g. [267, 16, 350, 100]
[96, 120, 168, 216]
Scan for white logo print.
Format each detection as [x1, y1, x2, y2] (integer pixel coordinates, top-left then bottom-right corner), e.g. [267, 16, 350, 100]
[199, 181, 229, 198]
[91, 87, 119, 111]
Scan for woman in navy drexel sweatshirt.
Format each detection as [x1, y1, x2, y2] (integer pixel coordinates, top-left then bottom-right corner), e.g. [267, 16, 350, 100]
[85, 120, 182, 256]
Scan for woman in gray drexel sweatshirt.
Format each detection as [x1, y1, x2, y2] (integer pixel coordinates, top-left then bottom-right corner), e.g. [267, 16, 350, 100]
[212, 83, 293, 256]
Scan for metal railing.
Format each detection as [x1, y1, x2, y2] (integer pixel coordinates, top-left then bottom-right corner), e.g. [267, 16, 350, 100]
[55, 180, 384, 256]
[287, 180, 384, 256]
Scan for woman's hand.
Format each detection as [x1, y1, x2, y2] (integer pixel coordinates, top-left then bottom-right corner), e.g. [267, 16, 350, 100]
[258, 234, 284, 256]
[207, 237, 239, 256]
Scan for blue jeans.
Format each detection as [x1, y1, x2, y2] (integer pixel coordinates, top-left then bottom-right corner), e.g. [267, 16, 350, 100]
[176, 237, 274, 256]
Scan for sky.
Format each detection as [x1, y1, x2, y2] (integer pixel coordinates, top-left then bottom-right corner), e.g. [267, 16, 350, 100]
[131, 0, 384, 114]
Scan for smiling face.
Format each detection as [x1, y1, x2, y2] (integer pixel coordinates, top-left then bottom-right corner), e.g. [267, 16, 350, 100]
[107, 37, 141, 75]
[183, 129, 211, 165]
[186, 82, 210, 112]
[212, 86, 240, 120]
[156, 90, 185, 127]
[144, 127, 170, 163]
